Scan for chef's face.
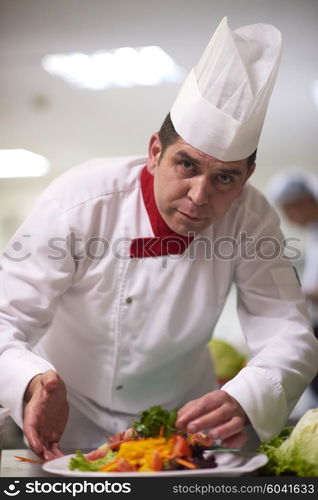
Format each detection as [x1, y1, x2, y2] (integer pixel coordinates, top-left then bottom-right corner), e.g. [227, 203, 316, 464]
[147, 134, 255, 236]
[281, 197, 318, 226]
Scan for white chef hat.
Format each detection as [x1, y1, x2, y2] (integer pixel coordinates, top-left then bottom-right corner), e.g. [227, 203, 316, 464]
[170, 16, 282, 161]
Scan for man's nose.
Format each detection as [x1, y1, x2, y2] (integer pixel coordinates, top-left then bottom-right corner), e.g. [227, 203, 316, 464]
[187, 177, 210, 206]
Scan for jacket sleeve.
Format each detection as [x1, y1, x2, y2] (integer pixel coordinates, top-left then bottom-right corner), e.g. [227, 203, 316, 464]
[0, 192, 76, 428]
[302, 232, 318, 295]
[221, 193, 318, 442]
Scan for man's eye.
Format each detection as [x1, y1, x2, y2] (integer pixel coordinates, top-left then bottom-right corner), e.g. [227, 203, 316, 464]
[182, 160, 194, 170]
[217, 175, 232, 184]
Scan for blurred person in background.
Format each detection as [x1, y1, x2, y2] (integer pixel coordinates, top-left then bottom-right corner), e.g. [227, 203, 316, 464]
[267, 170, 318, 402]
[1, 17, 318, 462]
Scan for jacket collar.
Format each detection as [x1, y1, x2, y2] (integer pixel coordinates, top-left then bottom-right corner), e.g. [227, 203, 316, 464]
[130, 166, 194, 258]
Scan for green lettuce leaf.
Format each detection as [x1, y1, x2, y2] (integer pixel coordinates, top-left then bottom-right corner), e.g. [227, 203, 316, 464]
[258, 408, 318, 477]
[258, 427, 293, 475]
[69, 449, 117, 472]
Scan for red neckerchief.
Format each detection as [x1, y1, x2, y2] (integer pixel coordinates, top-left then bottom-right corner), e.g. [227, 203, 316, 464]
[130, 166, 194, 258]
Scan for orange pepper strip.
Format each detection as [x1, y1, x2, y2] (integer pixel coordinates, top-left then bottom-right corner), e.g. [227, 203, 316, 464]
[15, 455, 43, 464]
[175, 458, 197, 469]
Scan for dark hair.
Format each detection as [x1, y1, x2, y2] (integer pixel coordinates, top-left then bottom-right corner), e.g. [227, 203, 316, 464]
[158, 113, 257, 168]
[158, 113, 181, 154]
[247, 149, 257, 168]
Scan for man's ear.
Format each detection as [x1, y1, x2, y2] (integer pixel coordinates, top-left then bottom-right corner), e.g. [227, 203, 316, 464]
[245, 162, 256, 183]
[147, 133, 162, 175]
[236, 163, 256, 198]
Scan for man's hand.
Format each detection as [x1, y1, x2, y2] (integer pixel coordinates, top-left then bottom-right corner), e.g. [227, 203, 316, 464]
[23, 370, 69, 461]
[175, 390, 247, 448]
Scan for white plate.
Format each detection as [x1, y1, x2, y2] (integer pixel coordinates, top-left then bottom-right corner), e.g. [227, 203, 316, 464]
[42, 451, 268, 477]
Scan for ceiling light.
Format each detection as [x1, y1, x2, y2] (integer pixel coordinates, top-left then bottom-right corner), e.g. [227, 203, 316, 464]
[0, 149, 50, 178]
[42, 46, 186, 90]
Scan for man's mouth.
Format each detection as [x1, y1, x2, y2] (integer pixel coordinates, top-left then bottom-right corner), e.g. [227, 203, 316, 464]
[178, 210, 207, 221]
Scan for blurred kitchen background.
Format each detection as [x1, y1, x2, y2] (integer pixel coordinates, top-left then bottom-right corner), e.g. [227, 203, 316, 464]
[1, 0, 318, 447]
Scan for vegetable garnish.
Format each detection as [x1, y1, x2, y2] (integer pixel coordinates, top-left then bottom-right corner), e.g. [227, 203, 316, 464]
[132, 405, 178, 438]
[15, 455, 43, 464]
[257, 408, 318, 477]
[70, 434, 217, 473]
[68, 405, 218, 473]
[69, 450, 117, 472]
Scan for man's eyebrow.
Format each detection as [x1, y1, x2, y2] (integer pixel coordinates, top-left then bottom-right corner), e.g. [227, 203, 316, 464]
[174, 150, 200, 166]
[216, 168, 243, 177]
[175, 151, 244, 176]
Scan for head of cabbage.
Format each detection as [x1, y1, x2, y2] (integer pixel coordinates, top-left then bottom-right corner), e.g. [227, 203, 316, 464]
[208, 338, 247, 381]
[258, 408, 318, 476]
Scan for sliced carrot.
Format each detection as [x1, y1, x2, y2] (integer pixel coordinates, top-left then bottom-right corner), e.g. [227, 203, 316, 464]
[15, 455, 43, 464]
[175, 458, 197, 469]
[151, 450, 162, 471]
[159, 425, 164, 437]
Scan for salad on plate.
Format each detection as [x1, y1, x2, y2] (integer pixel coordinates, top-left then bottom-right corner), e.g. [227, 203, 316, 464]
[68, 405, 218, 473]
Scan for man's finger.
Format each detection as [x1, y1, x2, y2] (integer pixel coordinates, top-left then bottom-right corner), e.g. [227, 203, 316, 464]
[185, 406, 232, 434]
[23, 427, 43, 457]
[176, 400, 197, 420]
[176, 392, 222, 428]
[206, 415, 244, 441]
[221, 430, 247, 449]
[42, 445, 59, 462]
[50, 441, 64, 458]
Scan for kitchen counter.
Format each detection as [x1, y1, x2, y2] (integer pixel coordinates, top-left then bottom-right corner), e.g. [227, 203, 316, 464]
[0, 449, 53, 477]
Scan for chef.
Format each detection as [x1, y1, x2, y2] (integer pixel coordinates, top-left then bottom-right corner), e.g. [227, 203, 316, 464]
[266, 170, 318, 398]
[1, 17, 318, 462]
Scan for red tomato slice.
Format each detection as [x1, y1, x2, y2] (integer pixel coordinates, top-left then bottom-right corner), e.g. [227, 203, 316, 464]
[86, 443, 109, 461]
[172, 435, 192, 457]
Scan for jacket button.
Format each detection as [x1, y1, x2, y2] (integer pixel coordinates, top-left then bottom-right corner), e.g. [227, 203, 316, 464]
[125, 297, 133, 304]
[116, 385, 123, 390]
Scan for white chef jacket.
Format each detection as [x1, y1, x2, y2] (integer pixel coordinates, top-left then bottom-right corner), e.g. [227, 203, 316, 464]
[0, 156, 318, 444]
[302, 223, 318, 326]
